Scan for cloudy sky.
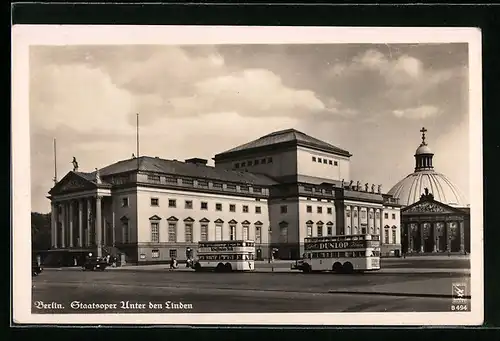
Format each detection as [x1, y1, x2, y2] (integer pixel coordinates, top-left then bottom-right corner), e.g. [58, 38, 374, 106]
[30, 43, 470, 213]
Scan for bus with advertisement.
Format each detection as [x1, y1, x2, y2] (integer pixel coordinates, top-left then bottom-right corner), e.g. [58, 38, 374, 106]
[291, 234, 381, 274]
[192, 240, 256, 272]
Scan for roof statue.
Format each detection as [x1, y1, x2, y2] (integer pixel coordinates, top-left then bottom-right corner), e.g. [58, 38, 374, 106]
[364, 183, 369, 192]
[371, 184, 375, 193]
[349, 180, 353, 190]
[377, 184, 382, 194]
[356, 180, 360, 191]
[341, 179, 344, 188]
[72, 157, 79, 172]
[95, 168, 101, 184]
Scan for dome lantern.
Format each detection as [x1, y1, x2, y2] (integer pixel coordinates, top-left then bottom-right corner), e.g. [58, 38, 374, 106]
[414, 127, 434, 172]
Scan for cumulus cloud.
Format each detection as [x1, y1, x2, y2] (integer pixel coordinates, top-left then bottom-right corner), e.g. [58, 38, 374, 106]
[392, 105, 441, 119]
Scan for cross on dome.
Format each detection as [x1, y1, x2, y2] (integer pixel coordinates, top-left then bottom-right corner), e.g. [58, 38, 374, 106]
[420, 127, 428, 145]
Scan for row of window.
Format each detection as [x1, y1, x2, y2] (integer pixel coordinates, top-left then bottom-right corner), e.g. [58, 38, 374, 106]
[311, 156, 339, 166]
[148, 221, 263, 244]
[234, 157, 273, 169]
[144, 174, 264, 194]
[306, 224, 334, 237]
[306, 206, 333, 214]
[384, 229, 398, 244]
[346, 210, 397, 220]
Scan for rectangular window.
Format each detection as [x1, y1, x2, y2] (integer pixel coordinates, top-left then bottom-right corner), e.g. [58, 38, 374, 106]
[317, 206, 322, 214]
[247, 160, 253, 166]
[306, 205, 312, 213]
[235, 163, 240, 168]
[182, 178, 194, 186]
[385, 229, 390, 244]
[215, 224, 223, 241]
[122, 221, 129, 243]
[312, 156, 316, 162]
[242, 205, 249, 213]
[185, 200, 193, 209]
[229, 225, 236, 241]
[280, 205, 287, 214]
[216, 203, 222, 211]
[253, 187, 262, 193]
[197, 180, 208, 188]
[361, 227, 367, 234]
[165, 176, 177, 184]
[327, 207, 333, 214]
[147, 174, 161, 183]
[152, 249, 159, 259]
[261, 158, 267, 164]
[307, 225, 313, 237]
[327, 226, 333, 236]
[122, 198, 129, 207]
[185, 223, 193, 243]
[151, 198, 159, 206]
[254, 159, 260, 165]
[318, 158, 322, 163]
[226, 184, 237, 191]
[255, 206, 262, 214]
[150, 222, 160, 243]
[323, 159, 327, 164]
[240, 186, 249, 192]
[200, 224, 208, 241]
[317, 226, 323, 237]
[329, 160, 333, 165]
[168, 223, 177, 242]
[334, 161, 338, 166]
[392, 229, 397, 244]
[279, 226, 288, 243]
[169, 249, 177, 258]
[384, 212, 389, 219]
[392, 213, 396, 219]
[267, 157, 273, 163]
[168, 199, 176, 208]
[255, 226, 262, 243]
[229, 204, 236, 212]
[201, 201, 208, 210]
[213, 182, 223, 189]
[241, 162, 246, 167]
[242, 225, 249, 240]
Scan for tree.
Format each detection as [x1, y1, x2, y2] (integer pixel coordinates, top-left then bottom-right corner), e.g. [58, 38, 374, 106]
[31, 212, 51, 251]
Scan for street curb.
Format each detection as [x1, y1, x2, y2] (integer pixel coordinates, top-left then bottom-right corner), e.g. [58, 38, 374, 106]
[327, 290, 471, 299]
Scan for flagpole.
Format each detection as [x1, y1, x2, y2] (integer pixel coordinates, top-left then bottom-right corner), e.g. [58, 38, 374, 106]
[136, 113, 140, 168]
[53, 138, 58, 184]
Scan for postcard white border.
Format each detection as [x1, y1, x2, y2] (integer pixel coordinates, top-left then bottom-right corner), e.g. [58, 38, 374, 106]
[11, 25, 483, 326]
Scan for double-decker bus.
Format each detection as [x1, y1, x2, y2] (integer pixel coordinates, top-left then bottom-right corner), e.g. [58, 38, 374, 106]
[292, 234, 381, 274]
[192, 240, 256, 272]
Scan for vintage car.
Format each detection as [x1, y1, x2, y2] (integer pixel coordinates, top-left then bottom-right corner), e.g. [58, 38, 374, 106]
[32, 261, 43, 276]
[82, 257, 109, 271]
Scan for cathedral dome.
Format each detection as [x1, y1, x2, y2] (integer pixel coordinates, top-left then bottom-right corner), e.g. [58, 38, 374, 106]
[388, 127, 467, 207]
[387, 171, 467, 207]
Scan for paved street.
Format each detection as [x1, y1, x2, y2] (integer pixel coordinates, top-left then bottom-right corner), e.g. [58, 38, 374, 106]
[32, 261, 471, 313]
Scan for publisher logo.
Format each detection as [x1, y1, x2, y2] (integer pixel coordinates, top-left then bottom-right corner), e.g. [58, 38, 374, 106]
[452, 283, 467, 303]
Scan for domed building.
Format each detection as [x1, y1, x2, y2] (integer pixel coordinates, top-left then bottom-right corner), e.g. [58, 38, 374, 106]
[388, 127, 470, 254]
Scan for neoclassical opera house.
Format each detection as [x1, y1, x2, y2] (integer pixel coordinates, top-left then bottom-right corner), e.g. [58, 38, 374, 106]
[387, 128, 470, 254]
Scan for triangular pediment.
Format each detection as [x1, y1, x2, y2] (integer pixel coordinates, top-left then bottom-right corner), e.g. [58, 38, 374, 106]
[214, 218, 224, 224]
[241, 220, 251, 225]
[49, 171, 97, 195]
[228, 219, 238, 225]
[403, 199, 460, 215]
[167, 216, 179, 222]
[184, 217, 195, 222]
[254, 221, 263, 226]
[149, 215, 162, 220]
[120, 215, 129, 222]
[279, 220, 288, 227]
[317, 220, 324, 225]
[306, 220, 314, 225]
[199, 217, 210, 223]
[326, 221, 334, 226]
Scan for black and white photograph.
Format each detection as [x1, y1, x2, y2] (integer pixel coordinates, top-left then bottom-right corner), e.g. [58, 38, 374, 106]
[12, 25, 483, 325]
